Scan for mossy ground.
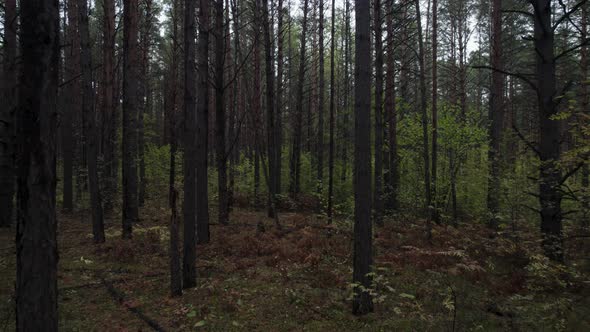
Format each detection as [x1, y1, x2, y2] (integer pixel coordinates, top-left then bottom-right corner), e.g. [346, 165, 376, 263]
[1, 204, 589, 331]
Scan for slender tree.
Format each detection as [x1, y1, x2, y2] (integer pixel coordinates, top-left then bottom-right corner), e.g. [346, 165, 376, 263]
[352, 0, 374, 316]
[385, 0, 399, 212]
[101, 0, 117, 212]
[431, 0, 439, 224]
[327, 0, 336, 222]
[215, 0, 230, 225]
[373, 0, 384, 225]
[488, 0, 503, 229]
[415, 0, 432, 236]
[196, 0, 211, 244]
[79, 0, 105, 243]
[183, 0, 198, 288]
[16, 0, 60, 328]
[289, 0, 310, 195]
[317, 0, 325, 196]
[122, 0, 140, 238]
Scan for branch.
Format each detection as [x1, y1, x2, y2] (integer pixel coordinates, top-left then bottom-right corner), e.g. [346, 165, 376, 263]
[502, 9, 534, 18]
[512, 124, 541, 157]
[553, 0, 590, 30]
[472, 65, 538, 92]
[554, 38, 590, 62]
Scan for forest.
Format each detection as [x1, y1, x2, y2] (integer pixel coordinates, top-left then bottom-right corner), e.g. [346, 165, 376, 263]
[1, 0, 590, 330]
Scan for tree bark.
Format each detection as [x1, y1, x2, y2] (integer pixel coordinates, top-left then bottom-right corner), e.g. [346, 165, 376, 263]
[122, 0, 140, 238]
[488, 0, 504, 229]
[79, 0, 105, 243]
[327, 0, 336, 222]
[289, 0, 309, 196]
[415, 0, 432, 227]
[532, 0, 563, 261]
[373, 0, 384, 225]
[385, 0, 399, 212]
[101, 0, 117, 213]
[16, 0, 60, 328]
[317, 0, 325, 197]
[215, 0, 229, 225]
[196, 0, 211, 244]
[0, 0, 17, 227]
[352, 0, 374, 316]
[183, 0, 198, 288]
[63, 0, 81, 212]
[431, 0, 439, 224]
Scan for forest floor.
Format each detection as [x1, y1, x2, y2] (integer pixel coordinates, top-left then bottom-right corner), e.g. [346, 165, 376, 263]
[1, 202, 590, 331]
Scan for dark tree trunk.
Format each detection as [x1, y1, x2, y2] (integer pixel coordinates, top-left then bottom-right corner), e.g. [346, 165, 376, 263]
[63, 0, 81, 212]
[415, 0, 431, 226]
[385, 0, 398, 212]
[101, 0, 117, 213]
[327, 0, 336, 222]
[373, 0, 384, 225]
[16, 0, 60, 328]
[196, 0, 211, 244]
[168, 0, 182, 298]
[261, 0, 279, 218]
[215, 0, 229, 225]
[352, 0, 374, 316]
[488, 0, 503, 229]
[183, 0, 198, 288]
[122, 0, 140, 238]
[317, 0, 325, 197]
[0, 0, 17, 227]
[289, 0, 309, 196]
[139, 0, 153, 207]
[431, 0, 439, 224]
[79, 0, 105, 243]
[276, 0, 284, 196]
[532, 0, 563, 261]
[341, 0, 351, 183]
[582, 4, 590, 221]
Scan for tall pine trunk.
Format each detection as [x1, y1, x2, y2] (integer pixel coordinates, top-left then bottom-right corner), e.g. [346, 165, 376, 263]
[352, 0, 374, 316]
[122, 0, 140, 238]
[16, 0, 60, 328]
[183, 0, 198, 288]
[215, 0, 229, 225]
[327, 0, 336, 222]
[79, 0, 105, 243]
[373, 0, 384, 225]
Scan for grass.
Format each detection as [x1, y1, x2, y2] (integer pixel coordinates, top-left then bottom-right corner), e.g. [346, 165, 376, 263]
[1, 201, 589, 331]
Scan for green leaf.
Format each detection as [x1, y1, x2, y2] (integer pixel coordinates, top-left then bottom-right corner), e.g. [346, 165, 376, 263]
[194, 320, 206, 327]
[186, 310, 197, 318]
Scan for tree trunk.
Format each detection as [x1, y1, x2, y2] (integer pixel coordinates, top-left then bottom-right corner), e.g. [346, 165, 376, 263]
[415, 0, 432, 228]
[79, 0, 105, 243]
[196, 0, 211, 244]
[139, 0, 153, 207]
[327, 0, 336, 222]
[488, 0, 504, 229]
[122, 0, 140, 238]
[582, 4, 590, 222]
[352, 0, 374, 316]
[215, 0, 229, 225]
[16, 0, 60, 328]
[317, 0, 325, 198]
[532, 0, 563, 261]
[0, 0, 17, 227]
[289, 0, 309, 196]
[373, 0, 384, 225]
[431, 0, 439, 224]
[385, 0, 398, 212]
[276, 0, 284, 196]
[63, 0, 81, 212]
[183, 0, 198, 289]
[261, 0, 279, 218]
[341, 0, 351, 183]
[101, 0, 117, 213]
